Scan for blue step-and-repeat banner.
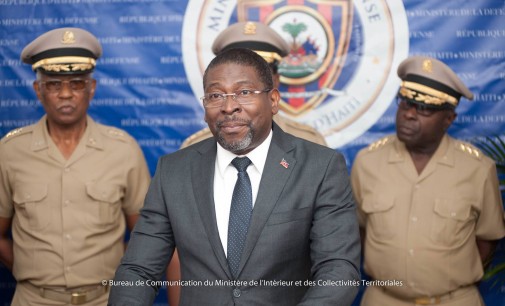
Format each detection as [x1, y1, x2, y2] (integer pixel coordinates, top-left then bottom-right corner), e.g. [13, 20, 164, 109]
[1, 0, 504, 305]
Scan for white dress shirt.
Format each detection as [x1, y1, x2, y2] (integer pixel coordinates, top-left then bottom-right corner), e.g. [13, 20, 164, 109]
[214, 129, 272, 256]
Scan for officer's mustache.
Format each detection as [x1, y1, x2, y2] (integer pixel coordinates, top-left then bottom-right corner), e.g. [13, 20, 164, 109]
[216, 116, 251, 128]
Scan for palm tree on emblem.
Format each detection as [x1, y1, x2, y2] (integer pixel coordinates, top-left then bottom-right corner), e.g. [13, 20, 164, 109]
[282, 20, 307, 52]
[280, 20, 321, 78]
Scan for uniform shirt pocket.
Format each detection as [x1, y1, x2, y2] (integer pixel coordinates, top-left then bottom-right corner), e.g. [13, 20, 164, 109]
[362, 195, 396, 240]
[431, 198, 475, 246]
[12, 183, 50, 230]
[85, 183, 123, 227]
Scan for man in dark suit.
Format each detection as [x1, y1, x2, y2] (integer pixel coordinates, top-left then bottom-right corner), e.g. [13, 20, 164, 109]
[108, 48, 360, 306]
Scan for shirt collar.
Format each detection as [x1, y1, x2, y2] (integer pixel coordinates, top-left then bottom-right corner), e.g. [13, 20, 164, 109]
[30, 115, 104, 151]
[432, 135, 454, 167]
[390, 134, 454, 167]
[216, 128, 273, 176]
[30, 115, 50, 151]
[84, 117, 105, 150]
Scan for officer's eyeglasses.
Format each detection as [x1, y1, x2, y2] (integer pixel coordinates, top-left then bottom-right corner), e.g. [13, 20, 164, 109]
[38, 79, 90, 93]
[201, 88, 272, 108]
[396, 97, 446, 117]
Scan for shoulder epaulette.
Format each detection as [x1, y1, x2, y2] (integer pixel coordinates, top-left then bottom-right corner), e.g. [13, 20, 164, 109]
[455, 141, 482, 160]
[367, 136, 391, 152]
[103, 127, 129, 143]
[1, 127, 32, 144]
[181, 127, 213, 148]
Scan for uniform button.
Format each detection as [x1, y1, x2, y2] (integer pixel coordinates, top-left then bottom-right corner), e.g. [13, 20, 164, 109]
[450, 212, 456, 217]
[66, 266, 71, 272]
[64, 168, 70, 173]
[410, 282, 415, 287]
[233, 288, 241, 298]
[408, 249, 414, 256]
[65, 234, 71, 240]
[411, 216, 418, 222]
[25, 194, 31, 200]
[414, 184, 420, 189]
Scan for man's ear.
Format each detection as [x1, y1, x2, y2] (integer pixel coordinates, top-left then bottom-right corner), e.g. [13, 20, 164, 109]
[270, 89, 280, 115]
[273, 73, 281, 88]
[33, 80, 43, 102]
[89, 78, 97, 98]
[444, 110, 457, 130]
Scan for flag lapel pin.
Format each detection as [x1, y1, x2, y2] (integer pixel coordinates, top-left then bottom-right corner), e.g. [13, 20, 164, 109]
[280, 158, 289, 169]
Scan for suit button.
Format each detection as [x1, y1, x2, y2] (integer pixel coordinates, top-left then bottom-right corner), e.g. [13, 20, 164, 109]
[233, 288, 241, 298]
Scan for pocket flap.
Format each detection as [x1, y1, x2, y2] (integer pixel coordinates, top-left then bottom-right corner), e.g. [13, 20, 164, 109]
[434, 199, 471, 221]
[362, 195, 395, 214]
[13, 183, 48, 203]
[267, 207, 312, 225]
[86, 183, 121, 203]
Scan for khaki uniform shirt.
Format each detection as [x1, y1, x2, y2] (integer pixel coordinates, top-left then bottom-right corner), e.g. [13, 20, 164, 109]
[180, 114, 327, 148]
[0, 116, 150, 288]
[351, 135, 505, 299]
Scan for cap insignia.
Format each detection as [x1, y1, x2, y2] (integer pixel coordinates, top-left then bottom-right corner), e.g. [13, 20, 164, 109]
[61, 31, 76, 44]
[243, 22, 257, 35]
[422, 59, 433, 73]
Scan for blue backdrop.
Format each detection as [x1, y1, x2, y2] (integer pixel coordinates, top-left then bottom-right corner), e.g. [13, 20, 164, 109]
[1, 0, 504, 305]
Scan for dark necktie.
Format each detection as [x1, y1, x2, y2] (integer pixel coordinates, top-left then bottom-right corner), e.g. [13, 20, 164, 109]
[227, 157, 253, 279]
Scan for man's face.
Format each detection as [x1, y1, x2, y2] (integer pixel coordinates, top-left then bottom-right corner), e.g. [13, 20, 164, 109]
[204, 62, 279, 155]
[396, 98, 456, 151]
[33, 72, 96, 127]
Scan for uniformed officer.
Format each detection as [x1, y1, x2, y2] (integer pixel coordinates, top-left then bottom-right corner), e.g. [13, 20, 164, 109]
[180, 21, 327, 149]
[0, 28, 151, 305]
[351, 56, 505, 306]
[166, 21, 327, 306]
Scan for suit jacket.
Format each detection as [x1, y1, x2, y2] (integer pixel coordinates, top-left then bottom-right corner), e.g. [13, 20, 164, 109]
[108, 123, 360, 306]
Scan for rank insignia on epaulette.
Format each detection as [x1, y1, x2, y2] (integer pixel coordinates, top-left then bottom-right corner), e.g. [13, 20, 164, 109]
[368, 136, 390, 151]
[456, 142, 481, 159]
[3, 128, 23, 140]
[107, 129, 125, 137]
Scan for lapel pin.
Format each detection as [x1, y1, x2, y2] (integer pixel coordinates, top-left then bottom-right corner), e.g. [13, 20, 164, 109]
[280, 158, 289, 169]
